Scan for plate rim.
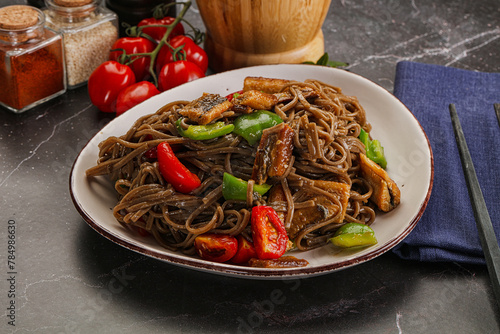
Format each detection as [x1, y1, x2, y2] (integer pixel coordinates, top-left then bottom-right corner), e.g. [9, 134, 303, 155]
[69, 64, 434, 279]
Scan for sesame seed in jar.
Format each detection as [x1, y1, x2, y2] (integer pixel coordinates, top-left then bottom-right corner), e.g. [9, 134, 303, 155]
[61, 21, 117, 87]
[44, 0, 118, 89]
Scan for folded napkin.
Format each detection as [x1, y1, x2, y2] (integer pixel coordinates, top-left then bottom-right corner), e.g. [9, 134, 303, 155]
[391, 61, 500, 265]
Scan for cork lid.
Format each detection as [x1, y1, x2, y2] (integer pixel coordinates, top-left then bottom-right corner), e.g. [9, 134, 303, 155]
[53, 0, 94, 7]
[0, 5, 39, 30]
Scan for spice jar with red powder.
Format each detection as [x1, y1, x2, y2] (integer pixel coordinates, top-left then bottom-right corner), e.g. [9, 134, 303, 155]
[0, 5, 66, 113]
[44, 0, 118, 89]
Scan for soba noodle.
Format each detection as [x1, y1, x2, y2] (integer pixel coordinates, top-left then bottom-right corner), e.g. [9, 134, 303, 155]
[86, 79, 379, 256]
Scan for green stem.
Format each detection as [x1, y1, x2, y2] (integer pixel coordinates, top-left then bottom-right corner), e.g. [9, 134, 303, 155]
[179, 18, 205, 44]
[148, 1, 192, 87]
[115, 1, 193, 88]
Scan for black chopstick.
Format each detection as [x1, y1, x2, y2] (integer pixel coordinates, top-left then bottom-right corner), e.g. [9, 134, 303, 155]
[449, 103, 500, 307]
[495, 103, 500, 128]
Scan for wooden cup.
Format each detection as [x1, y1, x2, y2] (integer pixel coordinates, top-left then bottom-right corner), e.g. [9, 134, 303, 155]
[196, 0, 332, 72]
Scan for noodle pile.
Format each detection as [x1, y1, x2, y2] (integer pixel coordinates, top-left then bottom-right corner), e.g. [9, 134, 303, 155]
[86, 79, 377, 255]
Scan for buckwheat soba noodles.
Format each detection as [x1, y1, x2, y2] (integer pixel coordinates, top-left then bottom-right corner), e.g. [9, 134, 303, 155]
[86, 77, 400, 262]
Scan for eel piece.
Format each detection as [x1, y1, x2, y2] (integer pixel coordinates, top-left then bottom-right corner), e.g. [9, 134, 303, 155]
[359, 153, 401, 212]
[251, 123, 294, 184]
[178, 93, 233, 125]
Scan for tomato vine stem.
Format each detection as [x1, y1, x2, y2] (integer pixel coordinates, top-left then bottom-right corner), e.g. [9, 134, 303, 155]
[113, 1, 204, 88]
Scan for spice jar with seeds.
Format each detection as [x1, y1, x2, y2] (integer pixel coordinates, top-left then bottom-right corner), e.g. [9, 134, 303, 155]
[44, 0, 118, 89]
[0, 5, 66, 113]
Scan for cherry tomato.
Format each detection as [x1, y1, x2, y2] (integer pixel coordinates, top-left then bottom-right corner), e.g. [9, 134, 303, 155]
[251, 206, 288, 260]
[138, 16, 185, 43]
[88, 61, 136, 113]
[194, 233, 238, 263]
[231, 235, 257, 264]
[156, 35, 208, 74]
[115, 81, 160, 116]
[158, 60, 205, 92]
[109, 37, 156, 81]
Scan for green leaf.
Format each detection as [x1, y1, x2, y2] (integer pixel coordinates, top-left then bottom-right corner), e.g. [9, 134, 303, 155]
[327, 60, 349, 68]
[316, 53, 330, 66]
[302, 53, 349, 68]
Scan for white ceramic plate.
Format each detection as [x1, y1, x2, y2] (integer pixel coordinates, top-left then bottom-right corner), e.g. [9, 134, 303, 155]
[70, 64, 433, 279]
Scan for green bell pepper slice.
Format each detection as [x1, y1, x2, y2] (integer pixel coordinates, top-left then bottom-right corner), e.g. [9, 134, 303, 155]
[222, 172, 271, 201]
[233, 110, 283, 145]
[176, 119, 234, 140]
[359, 128, 387, 169]
[329, 222, 378, 248]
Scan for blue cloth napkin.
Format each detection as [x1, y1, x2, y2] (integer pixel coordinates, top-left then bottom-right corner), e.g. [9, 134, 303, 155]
[391, 61, 500, 265]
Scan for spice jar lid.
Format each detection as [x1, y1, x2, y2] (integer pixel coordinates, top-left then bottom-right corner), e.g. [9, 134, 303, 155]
[53, 0, 93, 7]
[0, 5, 39, 30]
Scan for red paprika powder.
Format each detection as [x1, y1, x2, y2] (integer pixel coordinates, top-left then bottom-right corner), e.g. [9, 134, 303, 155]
[0, 5, 66, 113]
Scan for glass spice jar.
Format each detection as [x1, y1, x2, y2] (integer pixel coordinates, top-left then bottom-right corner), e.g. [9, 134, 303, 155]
[0, 5, 66, 114]
[44, 0, 119, 89]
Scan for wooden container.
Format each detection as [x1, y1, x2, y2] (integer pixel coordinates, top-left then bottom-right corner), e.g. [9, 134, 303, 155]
[196, 0, 331, 72]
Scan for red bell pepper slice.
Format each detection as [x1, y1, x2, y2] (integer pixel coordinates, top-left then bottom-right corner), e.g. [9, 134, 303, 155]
[231, 235, 257, 264]
[194, 233, 238, 263]
[251, 206, 288, 260]
[157, 142, 201, 193]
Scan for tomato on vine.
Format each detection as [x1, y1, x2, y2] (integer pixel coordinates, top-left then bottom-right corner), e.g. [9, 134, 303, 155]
[115, 81, 160, 116]
[158, 60, 205, 91]
[109, 37, 156, 81]
[138, 16, 185, 43]
[87, 1, 208, 113]
[88, 61, 136, 113]
[156, 35, 208, 74]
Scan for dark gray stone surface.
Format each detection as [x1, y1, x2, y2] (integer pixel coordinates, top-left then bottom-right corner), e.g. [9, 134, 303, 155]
[1, 0, 499, 333]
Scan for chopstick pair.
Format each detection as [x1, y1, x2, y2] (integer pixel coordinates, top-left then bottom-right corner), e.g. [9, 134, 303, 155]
[449, 103, 500, 307]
